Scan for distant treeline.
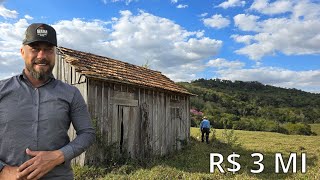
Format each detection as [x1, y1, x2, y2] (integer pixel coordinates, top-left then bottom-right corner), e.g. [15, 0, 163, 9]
[178, 78, 320, 135]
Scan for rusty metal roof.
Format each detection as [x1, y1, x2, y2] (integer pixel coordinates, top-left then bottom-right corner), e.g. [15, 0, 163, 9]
[57, 47, 192, 95]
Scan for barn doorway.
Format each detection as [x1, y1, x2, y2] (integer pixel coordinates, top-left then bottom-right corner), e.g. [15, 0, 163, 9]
[117, 105, 138, 157]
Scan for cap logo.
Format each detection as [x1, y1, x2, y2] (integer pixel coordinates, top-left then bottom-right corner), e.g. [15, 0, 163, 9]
[36, 27, 48, 37]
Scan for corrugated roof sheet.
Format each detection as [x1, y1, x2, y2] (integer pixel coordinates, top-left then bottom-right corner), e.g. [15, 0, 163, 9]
[57, 47, 192, 95]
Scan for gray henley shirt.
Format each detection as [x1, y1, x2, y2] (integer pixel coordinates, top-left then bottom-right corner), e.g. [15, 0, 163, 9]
[0, 72, 95, 179]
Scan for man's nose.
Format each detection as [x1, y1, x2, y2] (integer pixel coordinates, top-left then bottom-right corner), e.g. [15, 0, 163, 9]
[37, 49, 47, 59]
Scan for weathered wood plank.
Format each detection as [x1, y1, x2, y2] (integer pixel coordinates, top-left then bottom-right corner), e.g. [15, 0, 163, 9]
[122, 106, 129, 151]
[152, 91, 157, 154]
[111, 98, 138, 107]
[148, 89, 153, 153]
[133, 105, 140, 158]
[158, 92, 164, 155]
[127, 106, 135, 157]
[114, 91, 135, 99]
[155, 91, 160, 154]
[107, 85, 112, 144]
[96, 81, 102, 136]
[112, 104, 118, 143]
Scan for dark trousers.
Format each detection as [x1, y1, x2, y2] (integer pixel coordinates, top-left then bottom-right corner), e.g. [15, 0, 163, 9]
[201, 128, 210, 143]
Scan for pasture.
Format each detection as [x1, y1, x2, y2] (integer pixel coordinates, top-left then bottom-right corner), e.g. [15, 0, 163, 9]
[74, 124, 320, 179]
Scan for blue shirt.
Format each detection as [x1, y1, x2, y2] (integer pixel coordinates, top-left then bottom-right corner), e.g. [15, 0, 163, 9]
[0, 72, 95, 179]
[200, 119, 210, 129]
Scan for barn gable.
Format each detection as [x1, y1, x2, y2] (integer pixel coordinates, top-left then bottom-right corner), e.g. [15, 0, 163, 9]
[53, 47, 191, 166]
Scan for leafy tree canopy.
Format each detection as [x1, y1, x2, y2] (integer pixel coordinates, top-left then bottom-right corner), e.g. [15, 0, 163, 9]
[178, 78, 320, 135]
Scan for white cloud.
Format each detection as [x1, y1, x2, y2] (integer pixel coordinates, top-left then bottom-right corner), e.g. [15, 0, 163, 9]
[0, 52, 22, 76]
[0, 18, 28, 48]
[173, 38, 222, 62]
[216, 67, 320, 92]
[0, 4, 18, 19]
[100, 10, 222, 70]
[203, 14, 230, 29]
[195, 30, 204, 38]
[54, 11, 222, 80]
[171, 0, 178, 4]
[292, 0, 320, 20]
[0, 19, 28, 78]
[24, 14, 33, 20]
[233, 16, 320, 60]
[233, 1, 320, 60]
[176, 4, 188, 9]
[235, 41, 275, 60]
[233, 14, 260, 32]
[250, 0, 293, 15]
[165, 62, 205, 82]
[204, 57, 320, 93]
[102, 0, 134, 5]
[207, 58, 245, 69]
[54, 18, 110, 50]
[199, 13, 208, 17]
[0, 11, 222, 83]
[217, 0, 246, 9]
[230, 34, 254, 45]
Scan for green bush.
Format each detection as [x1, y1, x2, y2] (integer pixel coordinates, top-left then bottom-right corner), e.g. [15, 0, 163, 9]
[232, 118, 300, 135]
[190, 117, 198, 127]
[222, 128, 240, 148]
[281, 122, 313, 135]
[264, 120, 278, 132]
[232, 117, 255, 130]
[73, 165, 106, 180]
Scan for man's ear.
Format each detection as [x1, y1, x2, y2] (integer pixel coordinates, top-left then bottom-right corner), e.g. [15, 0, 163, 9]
[20, 46, 25, 56]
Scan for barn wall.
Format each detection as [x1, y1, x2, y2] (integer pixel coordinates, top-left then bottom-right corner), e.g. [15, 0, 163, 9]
[54, 55, 190, 166]
[85, 79, 190, 161]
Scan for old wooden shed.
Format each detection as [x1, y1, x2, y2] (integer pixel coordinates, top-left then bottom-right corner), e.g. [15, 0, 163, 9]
[53, 47, 192, 165]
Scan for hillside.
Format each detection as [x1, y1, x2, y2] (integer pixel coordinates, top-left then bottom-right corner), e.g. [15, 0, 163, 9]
[178, 78, 320, 135]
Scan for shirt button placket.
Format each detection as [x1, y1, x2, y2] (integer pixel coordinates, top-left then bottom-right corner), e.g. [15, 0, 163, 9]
[34, 88, 40, 150]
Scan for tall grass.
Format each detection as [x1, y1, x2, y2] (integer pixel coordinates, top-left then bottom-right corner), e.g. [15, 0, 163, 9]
[310, 124, 320, 135]
[74, 124, 320, 179]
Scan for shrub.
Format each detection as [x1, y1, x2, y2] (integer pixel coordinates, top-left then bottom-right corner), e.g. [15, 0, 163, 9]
[190, 117, 198, 127]
[111, 164, 136, 175]
[264, 120, 278, 132]
[232, 117, 255, 131]
[281, 122, 313, 135]
[222, 128, 240, 148]
[73, 165, 106, 180]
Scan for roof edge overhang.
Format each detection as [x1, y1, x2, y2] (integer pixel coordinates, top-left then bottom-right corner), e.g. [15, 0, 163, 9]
[84, 74, 195, 96]
[57, 47, 194, 96]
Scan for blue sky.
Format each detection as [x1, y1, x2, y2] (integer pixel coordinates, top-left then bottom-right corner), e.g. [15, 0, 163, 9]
[0, 0, 319, 92]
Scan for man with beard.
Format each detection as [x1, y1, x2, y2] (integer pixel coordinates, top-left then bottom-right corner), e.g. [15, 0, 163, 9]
[0, 23, 95, 179]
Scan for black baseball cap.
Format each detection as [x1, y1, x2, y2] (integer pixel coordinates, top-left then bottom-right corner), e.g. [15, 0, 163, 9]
[23, 23, 57, 46]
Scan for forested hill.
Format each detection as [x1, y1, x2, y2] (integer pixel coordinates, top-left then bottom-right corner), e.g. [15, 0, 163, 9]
[178, 78, 320, 135]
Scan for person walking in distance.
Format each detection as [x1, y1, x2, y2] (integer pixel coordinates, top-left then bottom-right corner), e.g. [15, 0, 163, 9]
[0, 23, 95, 180]
[200, 116, 211, 144]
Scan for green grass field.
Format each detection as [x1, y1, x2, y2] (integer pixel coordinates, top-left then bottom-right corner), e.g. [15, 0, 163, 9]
[311, 124, 320, 135]
[74, 124, 320, 180]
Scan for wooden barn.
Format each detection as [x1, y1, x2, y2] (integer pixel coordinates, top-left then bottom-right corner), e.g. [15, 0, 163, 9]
[53, 47, 192, 166]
